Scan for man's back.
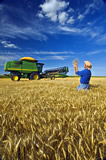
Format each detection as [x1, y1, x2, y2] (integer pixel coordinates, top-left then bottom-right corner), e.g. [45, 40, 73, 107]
[76, 69, 91, 84]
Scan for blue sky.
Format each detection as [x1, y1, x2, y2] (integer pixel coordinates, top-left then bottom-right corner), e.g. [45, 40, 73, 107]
[0, 0, 106, 76]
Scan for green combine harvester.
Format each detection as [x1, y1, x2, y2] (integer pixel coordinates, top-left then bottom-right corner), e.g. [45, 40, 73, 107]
[4, 57, 69, 81]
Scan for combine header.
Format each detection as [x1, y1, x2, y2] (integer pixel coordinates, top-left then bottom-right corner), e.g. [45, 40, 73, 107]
[43, 67, 69, 79]
[4, 57, 69, 81]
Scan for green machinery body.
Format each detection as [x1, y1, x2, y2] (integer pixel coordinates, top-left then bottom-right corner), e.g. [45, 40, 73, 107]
[4, 57, 69, 81]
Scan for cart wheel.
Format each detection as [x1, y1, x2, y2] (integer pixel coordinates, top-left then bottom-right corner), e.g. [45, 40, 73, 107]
[30, 72, 40, 80]
[51, 76, 55, 80]
[11, 74, 20, 81]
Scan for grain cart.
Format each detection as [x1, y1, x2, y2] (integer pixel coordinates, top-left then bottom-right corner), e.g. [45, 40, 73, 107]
[4, 57, 69, 81]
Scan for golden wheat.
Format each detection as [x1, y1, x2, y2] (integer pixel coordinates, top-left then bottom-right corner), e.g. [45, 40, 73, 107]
[0, 77, 106, 160]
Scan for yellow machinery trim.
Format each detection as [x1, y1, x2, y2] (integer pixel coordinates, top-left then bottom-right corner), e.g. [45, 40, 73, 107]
[7, 68, 37, 71]
[19, 57, 38, 62]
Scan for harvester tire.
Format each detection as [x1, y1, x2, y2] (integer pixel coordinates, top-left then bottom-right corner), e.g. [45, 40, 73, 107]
[11, 74, 20, 81]
[51, 76, 55, 80]
[30, 72, 40, 80]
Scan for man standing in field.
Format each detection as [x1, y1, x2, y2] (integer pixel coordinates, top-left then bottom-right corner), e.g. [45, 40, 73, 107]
[74, 61, 92, 90]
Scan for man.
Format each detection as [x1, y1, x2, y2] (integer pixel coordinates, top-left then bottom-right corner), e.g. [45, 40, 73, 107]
[74, 61, 92, 90]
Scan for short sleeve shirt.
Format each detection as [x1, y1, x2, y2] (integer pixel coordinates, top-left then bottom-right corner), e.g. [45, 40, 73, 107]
[76, 69, 91, 84]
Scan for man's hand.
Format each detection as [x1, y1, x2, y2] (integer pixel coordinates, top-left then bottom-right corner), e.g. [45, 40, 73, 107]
[74, 64, 78, 74]
[74, 63, 77, 67]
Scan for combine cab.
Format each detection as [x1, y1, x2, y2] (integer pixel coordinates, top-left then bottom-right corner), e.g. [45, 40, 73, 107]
[4, 57, 69, 81]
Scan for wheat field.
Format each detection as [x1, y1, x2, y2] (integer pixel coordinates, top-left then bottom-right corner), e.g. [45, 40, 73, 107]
[0, 77, 106, 160]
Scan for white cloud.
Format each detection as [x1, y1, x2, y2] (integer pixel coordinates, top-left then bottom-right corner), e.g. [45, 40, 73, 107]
[32, 51, 75, 55]
[40, 0, 69, 14]
[0, 41, 19, 49]
[58, 12, 68, 24]
[0, 4, 49, 41]
[0, 23, 48, 41]
[51, 55, 68, 60]
[84, 8, 90, 16]
[37, 55, 70, 60]
[39, 0, 69, 23]
[67, 16, 75, 24]
[0, 49, 75, 67]
[77, 14, 85, 21]
[0, 55, 16, 61]
[87, 22, 91, 25]
[90, 32, 98, 38]
[59, 25, 100, 40]
[86, 0, 103, 12]
[68, 8, 74, 13]
[59, 26, 81, 33]
[0, 0, 104, 42]
[77, 0, 103, 21]
[37, 11, 44, 18]
[96, 34, 106, 44]
[46, 11, 57, 22]
[39, 0, 103, 25]
[0, 54, 20, 66]
[86, 49, 106, 55]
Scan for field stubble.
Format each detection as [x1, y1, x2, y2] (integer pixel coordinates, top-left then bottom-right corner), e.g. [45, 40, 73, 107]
[0, 77, 106, 160]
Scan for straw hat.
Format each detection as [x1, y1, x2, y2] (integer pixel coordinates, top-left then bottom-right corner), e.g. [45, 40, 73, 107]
[84, 61, 92, 69]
